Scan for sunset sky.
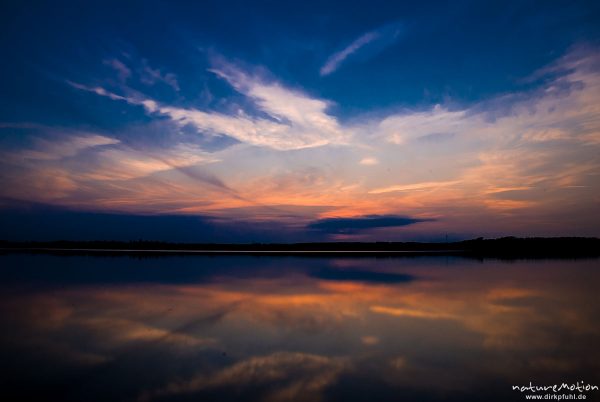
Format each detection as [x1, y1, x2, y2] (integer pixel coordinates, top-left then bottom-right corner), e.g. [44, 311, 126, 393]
[1, 0, 599, 242]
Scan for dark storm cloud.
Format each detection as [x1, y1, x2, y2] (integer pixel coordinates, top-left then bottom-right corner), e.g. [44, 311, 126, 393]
[307, 215, 431, 234]
[0, 202, 311, 243]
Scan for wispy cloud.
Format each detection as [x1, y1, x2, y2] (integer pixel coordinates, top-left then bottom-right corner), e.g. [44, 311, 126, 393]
[320, 22, 403, 76]
[18, 134, 119, 161]
[320, 31, 379, 76]
[66, 81, 128, 101]
[0, 129, 225, 209]
[103, 59, 131, 82]
[375, 105, 467, 145]
[359, 157, 378, 166]
[21, 46, 599, 237]
[70, 59, 349, 150]
[140, 59, 179, 91]
[369, 180, 462, 194]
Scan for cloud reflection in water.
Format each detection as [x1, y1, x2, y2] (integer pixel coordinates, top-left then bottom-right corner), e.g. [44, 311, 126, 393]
[0, 255, 599, 402]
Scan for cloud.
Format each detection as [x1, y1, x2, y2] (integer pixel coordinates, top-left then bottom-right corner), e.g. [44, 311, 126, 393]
[20, 46, 598, 238]
[67, 81, 128, 101]
[0, 206, 314, 243]
[103, 58, 131, 82]
[207, 59, 347, 146]
[375, 105, 468, 145]
[307, 215, 430, 234]
[320, 31, 379, 76]
[359, 157, 378, 165]
[369, 180, 462, 194]
[320, 22, 404, 76]
[103, 57, 176, 89]
[212, 62, 336, 128]
[140, 59, 179, 91]
[70, 60, 348, 150]
[18, 134, 120, 161]
[87, 142, 220, 181]
[9, 132, 216, 180]
[0, 131, 227, 209]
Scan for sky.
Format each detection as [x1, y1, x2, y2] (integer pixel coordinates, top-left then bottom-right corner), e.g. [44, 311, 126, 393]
[0, 0, 599, 242]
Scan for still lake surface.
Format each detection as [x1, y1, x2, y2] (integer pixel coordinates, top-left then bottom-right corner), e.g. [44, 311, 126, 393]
[1, 253, 599, 401]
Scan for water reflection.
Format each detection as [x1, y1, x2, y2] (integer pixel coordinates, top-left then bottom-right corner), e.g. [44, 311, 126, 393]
[0, 254, 599, 401]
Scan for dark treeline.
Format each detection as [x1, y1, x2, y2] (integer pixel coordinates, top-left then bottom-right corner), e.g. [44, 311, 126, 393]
[0, 237, 599, 258]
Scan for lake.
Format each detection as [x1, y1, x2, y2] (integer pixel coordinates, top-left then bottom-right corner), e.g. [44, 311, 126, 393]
[1, 253, 599, 401]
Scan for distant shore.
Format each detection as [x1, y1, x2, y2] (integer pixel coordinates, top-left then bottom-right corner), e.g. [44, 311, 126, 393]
[1, 237, 599, 259]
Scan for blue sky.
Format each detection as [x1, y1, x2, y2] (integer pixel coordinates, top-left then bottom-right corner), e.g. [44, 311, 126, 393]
[1, 0, 599, 241]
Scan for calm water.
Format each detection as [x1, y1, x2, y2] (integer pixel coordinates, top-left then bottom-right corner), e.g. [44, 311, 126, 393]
[0, 253, 599, 402]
